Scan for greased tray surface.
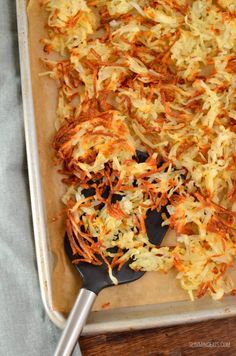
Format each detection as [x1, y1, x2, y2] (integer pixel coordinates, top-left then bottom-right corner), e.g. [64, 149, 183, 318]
[16, 0, 236, 333]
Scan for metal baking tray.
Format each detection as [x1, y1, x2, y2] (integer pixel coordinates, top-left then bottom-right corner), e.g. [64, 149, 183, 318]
[16, 0, 236, 334]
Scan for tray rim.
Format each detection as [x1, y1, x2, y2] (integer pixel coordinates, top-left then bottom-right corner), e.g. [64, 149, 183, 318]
[16, 0, 236, 335]
[16, 0, 67, 329]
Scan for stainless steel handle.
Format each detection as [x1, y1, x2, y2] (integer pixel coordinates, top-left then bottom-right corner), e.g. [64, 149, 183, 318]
[54, 288, 96, 356]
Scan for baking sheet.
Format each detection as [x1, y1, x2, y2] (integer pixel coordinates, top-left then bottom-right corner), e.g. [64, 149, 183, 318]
[17, 0, 236, 332]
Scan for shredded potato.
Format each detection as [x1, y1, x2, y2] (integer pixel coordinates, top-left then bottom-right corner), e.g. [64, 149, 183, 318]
[41, 0, 236, 299]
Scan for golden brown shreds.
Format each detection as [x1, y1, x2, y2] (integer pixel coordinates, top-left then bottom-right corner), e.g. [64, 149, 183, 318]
[53, 111, 115, 154]
[98, 91, 114, 111]
[69, 213, 94, 243]
[100, 23, 111, 42]
[196, 282, 210, 298]
[79, 99, 101, 117]
[66, 11, 82, 28]
[222, 11, 236, 22]
[173, 254, 185, 272]
[110, 249, 124, 268]
[72, 258, 94, 264]
[207, 216, 235, 236]
[95, 187, 107, 203]
[107, 202, 128, 219]
[153, 0, 189, 15]
[160, 88, 175, 103]
[228, 184, 236, 200]
[43, 43, 53, 54]
[42, 0, 236, 298]
[195, 192, 236, 217]
[53, 122, 77, 150]
[226, 57, 236, 73]
[66, 219, 84, 256]
[117, 258, 129, 271]
[176, 141, 194, 158]
[68, 215, 104, 265]
[61, 176, 80, 186]
[99, 7, 112, 24]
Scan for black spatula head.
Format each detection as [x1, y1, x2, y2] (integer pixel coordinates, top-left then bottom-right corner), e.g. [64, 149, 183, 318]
[65, 235, 145, 294]
[145, 208, 168, 245]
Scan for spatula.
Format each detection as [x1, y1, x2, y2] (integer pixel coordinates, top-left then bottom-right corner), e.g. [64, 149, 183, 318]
[55, 211, 168, 356]
[55, 151, 169, 356]
[54, 235, 145, 356]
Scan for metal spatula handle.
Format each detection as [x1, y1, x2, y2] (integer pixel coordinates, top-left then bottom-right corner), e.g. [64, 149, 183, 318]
[55, 288, 96, 356]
